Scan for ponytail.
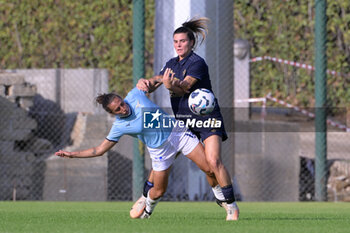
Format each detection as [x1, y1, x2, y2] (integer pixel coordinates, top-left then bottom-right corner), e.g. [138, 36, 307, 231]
[174, 17, 210, 49]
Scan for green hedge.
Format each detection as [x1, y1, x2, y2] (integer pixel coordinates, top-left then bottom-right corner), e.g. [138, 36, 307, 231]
[234, 0, 350, 108]
[1, 1, 349, 107]
[0, 0, 154, 97]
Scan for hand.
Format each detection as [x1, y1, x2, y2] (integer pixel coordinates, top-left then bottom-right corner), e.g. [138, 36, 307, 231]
[163, 68, 175, 89]
[55, 150, 74, 158]
[136, 78, 151, 92]
[171, 78, 181, 87]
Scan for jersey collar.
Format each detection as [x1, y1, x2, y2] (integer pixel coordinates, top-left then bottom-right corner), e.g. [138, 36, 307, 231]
[177, 51, 193, 66]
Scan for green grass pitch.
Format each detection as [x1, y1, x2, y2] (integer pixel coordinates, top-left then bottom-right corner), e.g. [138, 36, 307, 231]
[0, 201, 349, 233]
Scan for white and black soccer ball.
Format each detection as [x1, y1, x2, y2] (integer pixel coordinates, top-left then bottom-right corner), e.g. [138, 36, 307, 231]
[188, 88, 216, 115]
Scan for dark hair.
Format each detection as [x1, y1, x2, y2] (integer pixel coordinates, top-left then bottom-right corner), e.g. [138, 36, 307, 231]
[173, 17, 209, 49]
[95, 93, 122, 113]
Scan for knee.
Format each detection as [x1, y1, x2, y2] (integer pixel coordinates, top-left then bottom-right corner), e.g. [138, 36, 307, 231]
[207, 156, 222, 170]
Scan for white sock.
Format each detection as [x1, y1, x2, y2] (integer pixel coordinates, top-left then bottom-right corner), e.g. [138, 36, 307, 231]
[145, 190, 160, 214]
[212, 185, 225, 201]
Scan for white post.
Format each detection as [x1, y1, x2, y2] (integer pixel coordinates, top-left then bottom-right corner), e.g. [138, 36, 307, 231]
[234, 38, 250, 121]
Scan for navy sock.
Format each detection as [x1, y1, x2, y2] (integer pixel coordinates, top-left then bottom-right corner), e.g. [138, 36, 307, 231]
[221, 185, 236, 204]
[143, 180, 154, 198]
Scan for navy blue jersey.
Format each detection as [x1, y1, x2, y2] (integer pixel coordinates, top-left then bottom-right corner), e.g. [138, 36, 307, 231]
[160, 51, 212, 92]
[159, 51, 228, 141]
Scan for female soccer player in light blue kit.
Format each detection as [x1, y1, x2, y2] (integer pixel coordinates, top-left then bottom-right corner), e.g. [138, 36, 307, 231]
[55, 87, 220, 219]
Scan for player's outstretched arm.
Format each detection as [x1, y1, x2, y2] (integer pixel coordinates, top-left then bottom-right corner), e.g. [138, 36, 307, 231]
[55, 139, 116, 158]
[136, 75, 163, 93]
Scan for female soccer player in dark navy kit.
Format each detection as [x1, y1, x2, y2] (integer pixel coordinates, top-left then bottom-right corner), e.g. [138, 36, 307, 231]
[137, 17, 239, 221]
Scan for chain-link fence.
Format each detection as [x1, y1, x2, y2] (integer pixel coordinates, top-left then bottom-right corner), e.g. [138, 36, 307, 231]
[233, 0, 350, 202]
[233, 49, 350, 202]
[1, 0, 350, 202]
[2, 68, 349, 202]
[234, 51, 350, 202]
[0, 69, 217, 201]
[0, 70, 109, 201]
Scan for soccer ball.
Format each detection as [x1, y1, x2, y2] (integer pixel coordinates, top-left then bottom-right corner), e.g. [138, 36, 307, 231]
[188, 88, 216, 115]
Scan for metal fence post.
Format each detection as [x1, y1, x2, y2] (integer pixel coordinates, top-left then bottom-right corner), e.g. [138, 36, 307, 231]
[314, 0, 328, 201]
[132, 0, 145, 201]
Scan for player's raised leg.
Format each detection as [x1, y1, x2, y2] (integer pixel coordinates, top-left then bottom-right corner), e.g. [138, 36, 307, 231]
[140, 166, 172, 219]
[130, 171, 154, 218]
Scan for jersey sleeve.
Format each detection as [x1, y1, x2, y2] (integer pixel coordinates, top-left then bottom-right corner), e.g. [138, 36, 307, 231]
[130, 87, 147, 97]
[158, 60, 171, 76]
[106, 124, 123, 142]
[186, 60, 208, 81]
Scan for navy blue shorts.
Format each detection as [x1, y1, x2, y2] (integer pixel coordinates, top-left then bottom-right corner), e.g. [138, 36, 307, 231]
[189, 120, 228, 142]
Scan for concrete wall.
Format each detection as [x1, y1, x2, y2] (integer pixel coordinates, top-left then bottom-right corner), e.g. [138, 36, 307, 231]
[8, 68, 108, 114]
[0, 69, 109, 201]
[0, 73, 51, 200]
[43, 114, 109, 201]
[234, 120, 300, 201]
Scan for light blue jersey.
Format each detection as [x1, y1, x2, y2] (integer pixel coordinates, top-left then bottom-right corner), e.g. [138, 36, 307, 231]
[106, 87, 175, 148]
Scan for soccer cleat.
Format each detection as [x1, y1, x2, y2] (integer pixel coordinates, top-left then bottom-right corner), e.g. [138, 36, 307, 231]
[216, 198, 228, 211]
[130, 196, 146, 219]
[139, 210, 151, 219]
[226, 205, 239, 221]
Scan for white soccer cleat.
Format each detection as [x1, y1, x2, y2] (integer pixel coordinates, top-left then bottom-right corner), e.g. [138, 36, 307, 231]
[216, 199, 230, 213]
[130, 196, 146, 219]
[226, 204, 239, 221]
[139, 210, 151, 219]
